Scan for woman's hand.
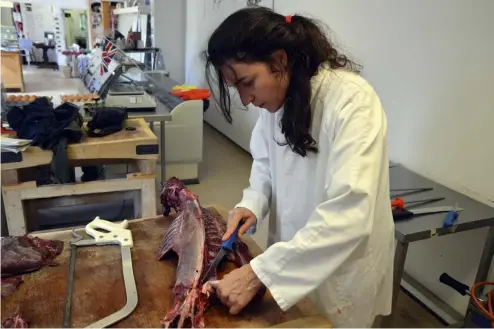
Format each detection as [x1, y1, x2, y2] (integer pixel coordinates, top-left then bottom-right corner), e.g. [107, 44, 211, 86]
[209, 264, 263, 314]
[223, 207, 257, 241]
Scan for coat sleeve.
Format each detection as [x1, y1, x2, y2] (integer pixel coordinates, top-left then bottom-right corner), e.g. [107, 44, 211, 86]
[250, 90, 388, 310]
[235, 111, 272, 233]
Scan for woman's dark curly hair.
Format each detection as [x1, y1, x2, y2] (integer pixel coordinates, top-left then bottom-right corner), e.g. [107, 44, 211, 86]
[203, 7, 360, 157]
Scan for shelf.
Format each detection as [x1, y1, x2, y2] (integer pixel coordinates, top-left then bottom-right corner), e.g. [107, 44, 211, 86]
[113, 6, 150, 15]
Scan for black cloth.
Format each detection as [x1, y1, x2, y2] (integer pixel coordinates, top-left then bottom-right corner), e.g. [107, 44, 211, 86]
[7, 97, 83, 184]
[86, 107, 127, 137]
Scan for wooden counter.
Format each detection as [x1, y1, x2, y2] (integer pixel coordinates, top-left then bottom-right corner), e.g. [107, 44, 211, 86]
[1, 50, 24, 92]
[1, 118, 160, 235]
[1, 118, 158, 172]
[1, 205, 332, 328]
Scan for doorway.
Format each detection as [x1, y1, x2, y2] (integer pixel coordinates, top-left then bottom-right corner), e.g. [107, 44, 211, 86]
[62, 9, 89, 50]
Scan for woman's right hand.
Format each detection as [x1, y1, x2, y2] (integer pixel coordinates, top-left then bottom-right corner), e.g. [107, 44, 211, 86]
[222, 207, 257, 241]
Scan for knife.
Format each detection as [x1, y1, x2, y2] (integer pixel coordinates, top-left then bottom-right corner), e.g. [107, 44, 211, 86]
[201, 222, 242, 284]
[393, 206, 464, 221]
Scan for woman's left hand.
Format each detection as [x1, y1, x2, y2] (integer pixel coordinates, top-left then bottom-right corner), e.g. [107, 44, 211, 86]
[209, 264, 264, 314]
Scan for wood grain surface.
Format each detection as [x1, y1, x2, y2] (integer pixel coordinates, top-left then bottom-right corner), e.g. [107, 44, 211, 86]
[1, 206, 331, 328]
[1, 118, 158, 171]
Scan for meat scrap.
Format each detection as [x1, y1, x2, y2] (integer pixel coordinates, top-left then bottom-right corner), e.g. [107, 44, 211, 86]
[1, 277, 24, 299]
[1, 314, 28, 328]
[1, 236, 64, 276]
[157, 177, 261, 328]
[1, 236, 64, 298]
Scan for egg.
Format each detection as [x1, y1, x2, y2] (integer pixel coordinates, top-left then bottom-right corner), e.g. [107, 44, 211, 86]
[14, 96, 22, 102]
[7, 95, 15, 102]
[29, 96, 37, 102]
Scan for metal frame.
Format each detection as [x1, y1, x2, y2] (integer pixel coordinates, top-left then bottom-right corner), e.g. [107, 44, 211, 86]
[63, 234, 138, 328]
[382, 165, 494, 327]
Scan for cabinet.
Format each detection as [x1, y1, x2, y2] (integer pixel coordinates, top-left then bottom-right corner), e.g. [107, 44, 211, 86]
[1, 51, 24, 92]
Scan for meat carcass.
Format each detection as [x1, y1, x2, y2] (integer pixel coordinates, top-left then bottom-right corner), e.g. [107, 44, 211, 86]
[1, 236, 63, 298]
[157, 177, 258, 328]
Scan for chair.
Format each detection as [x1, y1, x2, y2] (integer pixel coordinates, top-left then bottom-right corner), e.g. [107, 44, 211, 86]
[18, 38, 35, 66]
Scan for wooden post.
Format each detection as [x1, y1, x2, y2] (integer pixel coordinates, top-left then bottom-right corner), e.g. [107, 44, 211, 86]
[141, 177, 157, 218]
[2, 188, 27, 235]
[101, 1, 112, 32]
[2, 169, 19, 186]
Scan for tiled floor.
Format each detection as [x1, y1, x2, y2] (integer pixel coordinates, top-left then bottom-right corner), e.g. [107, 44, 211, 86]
[21, 65, 86, 97]
[3, 66, 445, 328]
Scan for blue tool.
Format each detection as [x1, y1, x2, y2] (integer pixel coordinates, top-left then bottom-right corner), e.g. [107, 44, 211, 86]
[200, 222, 242, 284]
[443, 203, 460, 228]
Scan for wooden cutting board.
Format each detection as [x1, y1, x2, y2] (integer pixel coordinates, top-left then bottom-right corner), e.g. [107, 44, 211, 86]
[1, 205, 332, 328]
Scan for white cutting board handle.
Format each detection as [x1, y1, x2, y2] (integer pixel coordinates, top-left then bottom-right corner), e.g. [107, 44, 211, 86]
[85, 216, 133, 247]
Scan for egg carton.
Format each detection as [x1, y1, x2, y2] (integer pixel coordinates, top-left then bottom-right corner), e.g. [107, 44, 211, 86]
[61, 94, 100, 104]
[6, 96, 52, 107]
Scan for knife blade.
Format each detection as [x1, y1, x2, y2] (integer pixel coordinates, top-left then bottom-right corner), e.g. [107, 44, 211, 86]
[393, 206, 464, 221]
[201, 222, 242, 284]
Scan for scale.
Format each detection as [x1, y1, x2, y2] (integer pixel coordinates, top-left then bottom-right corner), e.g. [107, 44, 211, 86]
[83, 60, 158, 112]
[104, 83, 156, 111]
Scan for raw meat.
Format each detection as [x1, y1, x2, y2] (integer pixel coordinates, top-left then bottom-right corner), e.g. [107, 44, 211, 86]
[157, 177, 259, 328]
[1, 236, 64, 277]
[1, 314, 28, 328]
[1, 277, 24, 299]
[1, 236, 63, 298]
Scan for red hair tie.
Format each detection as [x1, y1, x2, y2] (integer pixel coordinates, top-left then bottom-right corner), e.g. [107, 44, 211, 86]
[285, 15, 292, 24]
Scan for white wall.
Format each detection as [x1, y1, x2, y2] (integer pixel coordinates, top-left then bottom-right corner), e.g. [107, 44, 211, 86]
[14, 0, 89, 65]
[152, 0, 186, 83]
[18, 3, 58, 62]
[277, 0, 494, 208]
[14, 0, 87, 10]
[63, 9, 88, 45]
[185, 0, 273, 151]
[1, 6, 13, 26]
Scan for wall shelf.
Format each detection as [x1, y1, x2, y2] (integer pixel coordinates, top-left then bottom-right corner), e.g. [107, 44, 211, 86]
[113, 6, 150, 15]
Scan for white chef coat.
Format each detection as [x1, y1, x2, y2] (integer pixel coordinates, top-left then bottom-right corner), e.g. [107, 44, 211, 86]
[236, 66, 395, 328]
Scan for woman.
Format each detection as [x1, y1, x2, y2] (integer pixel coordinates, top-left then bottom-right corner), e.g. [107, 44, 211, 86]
[204, 7, 395, 328]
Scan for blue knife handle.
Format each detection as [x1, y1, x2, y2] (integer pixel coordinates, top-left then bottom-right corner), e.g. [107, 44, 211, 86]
[221, 222, 242, 252]
[443, 211, 459, 228]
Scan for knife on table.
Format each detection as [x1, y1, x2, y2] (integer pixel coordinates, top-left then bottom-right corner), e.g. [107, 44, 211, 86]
[393, 206, 464, 221]
[201, 222, 242, 284]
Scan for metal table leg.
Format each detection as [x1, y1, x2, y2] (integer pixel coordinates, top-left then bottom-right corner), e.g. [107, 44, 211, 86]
[160, 120, 166, 183]
[472, 226, 494, 297]
[382, 240, 409, 327]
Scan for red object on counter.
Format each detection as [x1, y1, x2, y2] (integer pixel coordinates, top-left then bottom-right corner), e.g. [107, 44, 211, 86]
[170, 89, 211, 101]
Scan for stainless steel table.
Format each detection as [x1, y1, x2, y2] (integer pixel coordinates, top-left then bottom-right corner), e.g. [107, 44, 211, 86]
[127, 102, 172, 184]
[382, 165, 494, 327]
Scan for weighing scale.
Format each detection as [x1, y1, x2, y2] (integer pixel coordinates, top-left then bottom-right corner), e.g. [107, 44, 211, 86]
[82, 60, 157, 112]
[104, 84, 156, 111]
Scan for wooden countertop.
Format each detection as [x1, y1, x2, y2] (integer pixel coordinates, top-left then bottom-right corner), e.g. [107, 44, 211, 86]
[1, 205, 332, 328]
[1, 118, 158, 171]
